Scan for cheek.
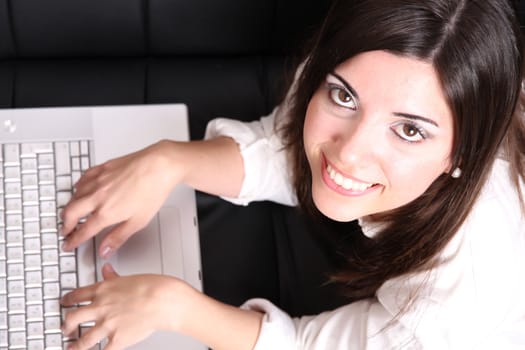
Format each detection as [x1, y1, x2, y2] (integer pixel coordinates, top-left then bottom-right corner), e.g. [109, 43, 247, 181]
[385, 155, 449, 199]
[304, 95, 335, 146]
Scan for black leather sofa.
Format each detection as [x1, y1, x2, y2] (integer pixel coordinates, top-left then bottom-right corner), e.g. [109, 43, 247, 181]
[0, 0, 353, 317]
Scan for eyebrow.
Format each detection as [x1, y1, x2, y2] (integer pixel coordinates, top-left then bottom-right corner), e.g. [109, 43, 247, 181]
[393, 112, 439, 127]
[329, 72, 360, 101]
[330, 72, 440, 128]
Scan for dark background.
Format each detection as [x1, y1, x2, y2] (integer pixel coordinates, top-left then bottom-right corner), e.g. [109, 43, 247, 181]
[0, 0, 524, 317]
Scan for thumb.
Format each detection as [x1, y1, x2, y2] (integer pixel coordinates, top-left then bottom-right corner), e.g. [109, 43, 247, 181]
[102, 263, 120, 280]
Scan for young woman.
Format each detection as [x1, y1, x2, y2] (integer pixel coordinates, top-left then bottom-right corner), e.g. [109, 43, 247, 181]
[60, 0, 525, 349]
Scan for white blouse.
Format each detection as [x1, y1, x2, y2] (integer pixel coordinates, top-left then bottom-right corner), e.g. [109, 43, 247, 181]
[205, 108, 525, 349]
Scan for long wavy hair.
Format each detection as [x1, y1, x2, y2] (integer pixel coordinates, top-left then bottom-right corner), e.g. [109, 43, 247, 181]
[281, 0, 525, 301]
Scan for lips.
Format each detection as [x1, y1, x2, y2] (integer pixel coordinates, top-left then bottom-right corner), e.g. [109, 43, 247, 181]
[321, 155, 379, 196]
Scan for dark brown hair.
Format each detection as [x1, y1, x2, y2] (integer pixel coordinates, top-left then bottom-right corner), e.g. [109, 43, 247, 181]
[281, 0, 524, 301]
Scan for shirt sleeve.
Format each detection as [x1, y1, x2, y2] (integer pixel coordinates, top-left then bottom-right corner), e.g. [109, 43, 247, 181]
[204, 107, 297, 207]
[241, 298, 422, 350]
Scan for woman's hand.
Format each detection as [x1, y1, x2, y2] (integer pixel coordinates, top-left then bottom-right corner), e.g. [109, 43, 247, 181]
[61, 140, 182, 258]
[62, 264, 263, 350]
[61, 264, 191, 350]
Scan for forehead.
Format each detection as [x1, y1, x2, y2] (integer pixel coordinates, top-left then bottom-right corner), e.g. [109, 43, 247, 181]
[334, 50, 453, 127]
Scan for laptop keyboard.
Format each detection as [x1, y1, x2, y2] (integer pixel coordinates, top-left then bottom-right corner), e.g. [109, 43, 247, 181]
[0, 141, 97, 350]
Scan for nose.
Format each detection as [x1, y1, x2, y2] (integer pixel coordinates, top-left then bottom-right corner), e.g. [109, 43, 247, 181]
[333, 115, 381, 167]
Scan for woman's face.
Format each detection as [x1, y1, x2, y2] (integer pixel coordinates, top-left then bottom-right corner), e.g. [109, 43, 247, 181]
[303, 50, 454, 222]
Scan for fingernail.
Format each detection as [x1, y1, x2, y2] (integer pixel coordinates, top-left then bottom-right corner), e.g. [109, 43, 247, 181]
[100, 246, 113, 259]
[61, 241, 70, 252]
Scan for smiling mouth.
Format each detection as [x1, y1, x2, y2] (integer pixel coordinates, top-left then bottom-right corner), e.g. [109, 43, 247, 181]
[326, 164, 376, 191]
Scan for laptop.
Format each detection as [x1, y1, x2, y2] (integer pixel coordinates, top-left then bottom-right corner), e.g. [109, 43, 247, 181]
[0, 104, 206, 350]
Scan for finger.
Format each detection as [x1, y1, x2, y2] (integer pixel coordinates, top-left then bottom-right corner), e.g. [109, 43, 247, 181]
[61, 196, 97, 237]
[61, 285, 97, 306]
[61, 305, 98, 336]
[69, 324, 108, 350]
[102, 263, 119, 280]
[71, 178, 103, 201]
[98, 220, 142, 259]
[62, 212, 109, 252]
[73, 164, 104, 188]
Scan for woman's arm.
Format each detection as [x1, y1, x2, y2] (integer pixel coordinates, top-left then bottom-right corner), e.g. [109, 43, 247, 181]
[61, 136, 245, 256]
[61, 264, 263, 350]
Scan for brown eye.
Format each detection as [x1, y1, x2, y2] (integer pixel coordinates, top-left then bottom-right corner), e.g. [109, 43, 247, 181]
[329, 86, 357, 110]
[391, 122, 427, 143]
[403, 124, 418, 137]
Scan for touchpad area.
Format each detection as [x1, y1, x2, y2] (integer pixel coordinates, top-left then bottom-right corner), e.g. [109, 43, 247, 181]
[111, 207, 185, 279]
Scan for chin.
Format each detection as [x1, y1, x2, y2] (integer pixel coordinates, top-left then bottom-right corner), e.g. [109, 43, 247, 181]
[311, 191, 361, 222]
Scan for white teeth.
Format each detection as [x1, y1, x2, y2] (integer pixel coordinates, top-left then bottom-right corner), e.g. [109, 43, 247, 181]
[326, 164, 374, 191]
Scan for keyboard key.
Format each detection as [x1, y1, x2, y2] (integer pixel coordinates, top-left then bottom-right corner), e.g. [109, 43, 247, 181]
[25, 271, 42, 286]
[24, 221, 40, 235]
[24, 237, 41, 252]
[55, 142, 71, 176]
[27, 338, 45, 350]
[21, 142, 53, 156]
[7, 263, 24, 278]
[42, 266, 59, 282]
[9, 314, 25, 331]
[80, 141, 89, 156]
[38, 153, 54, 168]
[39, 169, 55, 183]
[57, 191, 72, 207]
[23, 205, 40, 219]
[56, 176, 72, 192]
[0, 311, 6, 328]
[25, 254, 42, 269]
[61, 273, 77, 290]
[3, 144, 20, 165]
[4, 182, 21, 196]
[6, 247, 23, 262]
[6, 230, 23, 246]
[0, 295, 6, 310]
[44, 299, 61, 315]
[6, 214, 22, 229]
[44, 316, 61, 332]
[43, 283, 60, 299]
[9, 330, 26, 347]
[21, 158, 38, 172]
[0, 329, 7, 347]
[70, 142, 80, 157]
[72, 171, 82, 185]
[4, 167, 20, 181]
[45, 333, 62, 348]
[72, 157, 81, 171]
[42, 249, 59, 265]
[81, 156, 90, 171]
[27, 288, 44, 304]
[40, 233, 57, 248]
[8, 297, 25, 312]
[60, 256, 76, 273]
[23, 189, 39, 203]
[41, 216, 57, 231]
[40, 201, 56, 215]
[7, 280, 24, 295]
[39, 185, 55, 200]
[27, 305, 44, 322]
